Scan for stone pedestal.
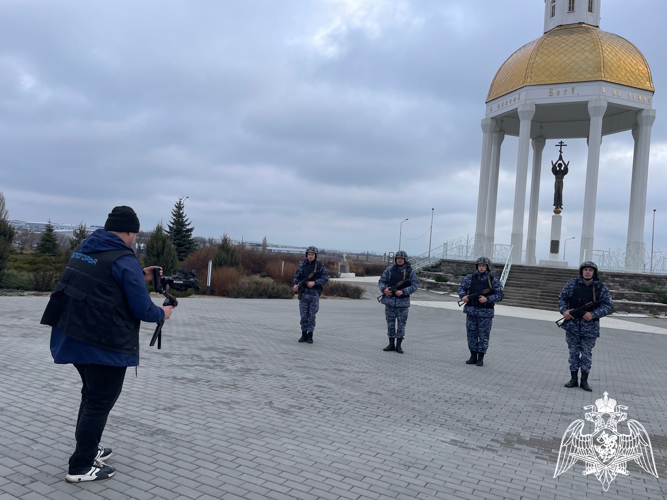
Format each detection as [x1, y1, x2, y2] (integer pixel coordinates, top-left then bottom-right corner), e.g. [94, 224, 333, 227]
[539, 214, 569, 268]
[338, 261, 355, 278]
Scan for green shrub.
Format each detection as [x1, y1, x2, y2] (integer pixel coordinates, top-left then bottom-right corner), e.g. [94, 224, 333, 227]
[228, 279, 292, 299]
[325, 282, 364, 299]
[0, 269, 34, 290]
[656, 292, 667, 305]
[434, 275, 448, 283]
[7, 254, 66, 274]
[259, 271, 269, 278]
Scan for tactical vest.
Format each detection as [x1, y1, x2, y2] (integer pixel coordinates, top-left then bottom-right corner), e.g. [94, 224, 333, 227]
[568, 281, 602, 319]
[468, 274, 494, 309]
[300, 260, 323, 293]
[40, 247, 141, 354]
[388, 265, 412, 290]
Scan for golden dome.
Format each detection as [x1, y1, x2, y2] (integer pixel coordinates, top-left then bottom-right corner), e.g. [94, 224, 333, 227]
[486, 24, 654, 103]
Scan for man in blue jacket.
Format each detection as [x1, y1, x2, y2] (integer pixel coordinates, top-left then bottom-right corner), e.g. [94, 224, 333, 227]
[458, 257, 504, 367]
[558, 261, 613, 392]
[41, 206, 174, 483]
[378, 251, 419, 353]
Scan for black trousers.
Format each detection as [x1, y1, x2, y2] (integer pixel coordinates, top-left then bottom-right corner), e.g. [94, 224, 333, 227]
[69, 364, 127, 473]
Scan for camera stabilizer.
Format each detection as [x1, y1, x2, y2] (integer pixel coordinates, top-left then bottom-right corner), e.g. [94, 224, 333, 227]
[149, 267, 200, 349]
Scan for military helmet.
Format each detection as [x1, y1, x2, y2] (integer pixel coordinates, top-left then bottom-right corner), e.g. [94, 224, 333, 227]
[395, 250, 408, 262]
[475, 256, 492, 269]
[579, 261, 598, 277]
[305, 246, 318, 258]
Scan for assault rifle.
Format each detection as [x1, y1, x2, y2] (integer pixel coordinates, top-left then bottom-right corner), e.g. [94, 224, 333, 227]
[294, 267, 318, 300]
[377, 280, 406, 303]
[149, 267, 199, 349]
[555, 300, 600, 327]
[458, 289, 490, 307]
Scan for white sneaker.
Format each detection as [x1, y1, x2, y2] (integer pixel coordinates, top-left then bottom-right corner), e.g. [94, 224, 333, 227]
[66, 462, 116, 483]
[96, 445, 113, 462]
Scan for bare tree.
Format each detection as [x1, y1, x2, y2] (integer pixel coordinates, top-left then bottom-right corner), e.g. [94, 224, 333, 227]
[0, 192, 8, 220]
[13, 230, 41, 251]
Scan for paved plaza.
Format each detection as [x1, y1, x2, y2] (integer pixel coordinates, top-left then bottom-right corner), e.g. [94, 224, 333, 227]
[0, 294, 666, 500]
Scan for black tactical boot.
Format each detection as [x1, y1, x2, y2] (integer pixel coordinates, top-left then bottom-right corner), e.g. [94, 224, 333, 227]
[383, 338, 395, 351]
[476, 353, 485, 366]
[306, 332, 314, 344]
[564, 371, 578, 388]
[395, 339, 404, 354]
[465, 351, 478, 364]
[298, 331, 307, 343]
[580, 371, 592, 392]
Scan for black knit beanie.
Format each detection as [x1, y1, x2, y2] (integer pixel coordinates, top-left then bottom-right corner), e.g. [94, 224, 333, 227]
[104, 206, 140, 233]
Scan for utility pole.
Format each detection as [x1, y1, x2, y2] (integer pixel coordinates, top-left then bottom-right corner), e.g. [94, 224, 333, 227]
[399, 219, 408, 251]
[428, 208, 434, 259]
[650, 209, 656, 274]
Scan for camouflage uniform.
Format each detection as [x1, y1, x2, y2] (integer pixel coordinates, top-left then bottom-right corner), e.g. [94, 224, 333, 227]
[293, 260, 329, 333]
[458, 271, 504, 354]
[378, 263, 419, 339]
[558, 277, 613, 373]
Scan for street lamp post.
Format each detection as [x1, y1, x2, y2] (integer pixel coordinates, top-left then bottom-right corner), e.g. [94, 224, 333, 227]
[399, 219, 408, 251]
[650, 209, 656, 274]
[563, 237, 575, 262]
[428, 208, 434, 259]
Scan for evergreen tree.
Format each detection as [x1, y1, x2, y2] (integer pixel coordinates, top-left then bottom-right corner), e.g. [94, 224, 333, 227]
[37, 222, 60, 256]
[69, 223, 88, 251]
[145, 223, 179, 275]
[261, 236, 268, 254]
[167, 198, 196, 261]
[0, 193, 15, 282]
[213, 234, 242, 270]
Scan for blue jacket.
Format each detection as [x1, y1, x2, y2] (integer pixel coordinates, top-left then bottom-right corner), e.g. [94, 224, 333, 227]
[458, 271, 504, 318]
[50, 229, 165, 367]
[558, 277, 613, 338]
[378, 263, 419, 308]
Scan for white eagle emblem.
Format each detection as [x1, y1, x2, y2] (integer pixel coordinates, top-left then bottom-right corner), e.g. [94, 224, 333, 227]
[554, 392, 659, 491]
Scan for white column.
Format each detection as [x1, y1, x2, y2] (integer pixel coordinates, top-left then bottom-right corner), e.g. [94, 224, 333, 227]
[485, 130, 505, 258]
[525, 137, 546, 265]
[625, 109, 657, 272]
[579, 98, 608, 264]
[511, 102, 536, 264]
[474, 118, 496, 257]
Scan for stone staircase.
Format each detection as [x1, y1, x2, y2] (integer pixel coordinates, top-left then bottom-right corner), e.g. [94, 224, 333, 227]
[502, 264, 579, 309]
[417, 259, 667, 317]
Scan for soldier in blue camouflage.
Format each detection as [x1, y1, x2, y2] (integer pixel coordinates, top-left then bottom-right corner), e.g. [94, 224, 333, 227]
[378, 251, 419, 354]
[293, 246, 329, 344]
[457, 257, 504, 367]
[558, 261, 613, 392]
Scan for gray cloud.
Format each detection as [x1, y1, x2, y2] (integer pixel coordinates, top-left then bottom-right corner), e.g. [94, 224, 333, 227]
[1, 0, 665, 260]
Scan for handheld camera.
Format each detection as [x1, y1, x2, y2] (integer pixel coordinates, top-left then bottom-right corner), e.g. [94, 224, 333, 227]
[149, 267, 200, 349]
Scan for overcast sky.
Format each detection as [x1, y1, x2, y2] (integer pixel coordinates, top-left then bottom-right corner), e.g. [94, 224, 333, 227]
[0, 0, 664, 262]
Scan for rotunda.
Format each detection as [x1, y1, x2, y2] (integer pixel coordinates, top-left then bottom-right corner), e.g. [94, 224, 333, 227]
[474, 0, 656, 271]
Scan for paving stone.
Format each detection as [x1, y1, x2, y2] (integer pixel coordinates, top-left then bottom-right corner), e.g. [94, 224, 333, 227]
[0, 297, 665, 500]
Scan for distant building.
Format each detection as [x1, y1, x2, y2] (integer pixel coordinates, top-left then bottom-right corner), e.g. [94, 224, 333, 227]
[9, 220, 98, 233]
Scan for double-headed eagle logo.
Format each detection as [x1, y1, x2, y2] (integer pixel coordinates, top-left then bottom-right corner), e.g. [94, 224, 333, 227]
[554, 392, 659, 491]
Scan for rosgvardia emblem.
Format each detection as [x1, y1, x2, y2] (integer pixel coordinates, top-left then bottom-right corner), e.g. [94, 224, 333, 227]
[554, 392, 659, 491]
